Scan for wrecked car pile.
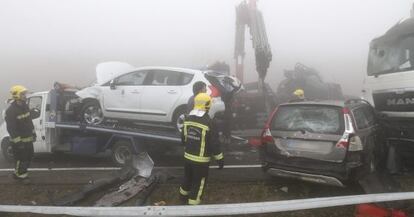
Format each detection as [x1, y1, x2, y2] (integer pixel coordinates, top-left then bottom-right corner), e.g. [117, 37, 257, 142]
[3, 1, 414, 217]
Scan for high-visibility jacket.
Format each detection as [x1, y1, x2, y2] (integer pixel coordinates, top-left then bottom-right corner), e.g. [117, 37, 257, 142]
[181, 114, 223, 163]
[5, 101, 35, 144]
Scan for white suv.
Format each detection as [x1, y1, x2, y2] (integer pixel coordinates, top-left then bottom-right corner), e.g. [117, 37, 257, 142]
[76, 62, 239, 130]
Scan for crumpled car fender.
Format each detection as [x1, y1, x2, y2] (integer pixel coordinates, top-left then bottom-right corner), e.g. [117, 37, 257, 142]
[76, 86, 102, 101]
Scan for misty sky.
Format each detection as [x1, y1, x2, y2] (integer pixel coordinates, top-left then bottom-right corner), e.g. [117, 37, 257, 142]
[0, 0, 412, 104]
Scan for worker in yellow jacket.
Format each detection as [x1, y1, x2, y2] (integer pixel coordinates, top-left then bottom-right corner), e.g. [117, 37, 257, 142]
[179, 93, 224, 205]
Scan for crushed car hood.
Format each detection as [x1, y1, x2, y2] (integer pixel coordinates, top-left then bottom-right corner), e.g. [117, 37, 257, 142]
[96, 61, 135, 85]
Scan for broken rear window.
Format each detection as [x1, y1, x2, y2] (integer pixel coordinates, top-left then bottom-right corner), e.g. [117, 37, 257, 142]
[272, 105, 344, 135]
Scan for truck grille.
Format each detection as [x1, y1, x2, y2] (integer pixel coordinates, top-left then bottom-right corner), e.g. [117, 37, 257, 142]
[373, 91, 414, 112]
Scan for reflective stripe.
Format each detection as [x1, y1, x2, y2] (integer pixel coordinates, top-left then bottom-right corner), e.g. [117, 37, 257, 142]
[196, 177, 206, 203]
[188, 199, 200, 205]
[15, 172, 28, 179]
[183, 121, 211, 162]
[10, 136, 32, 143]
[199, 129, 206, 156]
[10, 137, 21, 143]
[21, 137, 33, 142]
[213, 153, 224, 160]
[179, 187, 189, 196]
[17, 112, 30, 120]
[184, 121, 209, 131]
[184, 152, 211, 163]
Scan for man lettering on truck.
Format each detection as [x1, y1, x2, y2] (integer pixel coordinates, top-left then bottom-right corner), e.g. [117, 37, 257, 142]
[179, 93, 224, 205]
[5, 85, 36, 184]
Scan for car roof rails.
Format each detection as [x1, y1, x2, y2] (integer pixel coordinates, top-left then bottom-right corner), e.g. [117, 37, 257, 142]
[344, 98, 373, 107]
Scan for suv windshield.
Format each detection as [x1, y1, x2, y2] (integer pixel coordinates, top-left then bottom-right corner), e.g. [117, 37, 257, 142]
[368, 35, 414, 76]
[272, 105, 344, 135]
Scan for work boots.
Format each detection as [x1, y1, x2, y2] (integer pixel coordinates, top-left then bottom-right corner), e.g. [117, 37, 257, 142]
[11, 173, 31, 185]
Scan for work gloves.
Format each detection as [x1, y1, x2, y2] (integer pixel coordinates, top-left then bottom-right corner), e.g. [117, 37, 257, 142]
[217, 159, 224, 170]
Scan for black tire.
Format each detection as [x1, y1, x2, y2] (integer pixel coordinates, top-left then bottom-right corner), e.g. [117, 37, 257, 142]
[111, 140, 134, 166]
[172, 106, 187, 132]
[80, 100, 104, 125]
[1, 138, 14, 162]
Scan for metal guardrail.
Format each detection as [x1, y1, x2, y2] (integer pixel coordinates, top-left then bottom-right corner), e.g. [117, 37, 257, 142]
[0, 192, 413, 216]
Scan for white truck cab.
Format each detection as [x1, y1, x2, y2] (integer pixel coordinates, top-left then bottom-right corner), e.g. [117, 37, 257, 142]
[362, 17, 414, 119]
[0, 91, 52, 160]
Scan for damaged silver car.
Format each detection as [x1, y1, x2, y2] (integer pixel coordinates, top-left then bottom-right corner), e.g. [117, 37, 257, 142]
[260, 99, 385, 187]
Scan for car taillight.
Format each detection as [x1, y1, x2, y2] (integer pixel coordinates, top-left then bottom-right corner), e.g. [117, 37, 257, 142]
[335, 136, 349, 149]
[209, 85, 221, 97]
[348, 135, 363, 151]
[335, 107, 355, 150]
[261, 127, 274, 144]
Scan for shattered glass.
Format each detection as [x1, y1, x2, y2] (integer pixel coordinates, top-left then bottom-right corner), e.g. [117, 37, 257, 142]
[272, 105, 343, 135]
[368, 35, 414, 76]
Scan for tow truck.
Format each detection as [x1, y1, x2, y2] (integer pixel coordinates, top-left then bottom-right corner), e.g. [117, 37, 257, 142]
[0, 84, 181, 173]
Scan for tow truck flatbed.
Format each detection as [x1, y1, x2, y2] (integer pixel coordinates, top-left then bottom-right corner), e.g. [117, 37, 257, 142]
[51, 122, 181, 143]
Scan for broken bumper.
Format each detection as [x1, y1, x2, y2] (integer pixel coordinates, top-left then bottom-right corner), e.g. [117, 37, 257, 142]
[262, 154, 362, 187]
[266, 168, 344, 187]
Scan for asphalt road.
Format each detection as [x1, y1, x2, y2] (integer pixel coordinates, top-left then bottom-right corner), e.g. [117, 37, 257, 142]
[0, 138, 261, 169]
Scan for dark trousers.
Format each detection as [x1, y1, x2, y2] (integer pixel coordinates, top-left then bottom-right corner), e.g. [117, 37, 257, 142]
[179, 160, 209, 205]
[223, 102, 232, 139]
[12, 142, 34, 179]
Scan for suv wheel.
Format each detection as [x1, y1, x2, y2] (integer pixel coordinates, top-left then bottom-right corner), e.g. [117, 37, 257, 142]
[173, 107, 186, 132]
[1, 138, 14, 162]
[81, 100, 104, 125]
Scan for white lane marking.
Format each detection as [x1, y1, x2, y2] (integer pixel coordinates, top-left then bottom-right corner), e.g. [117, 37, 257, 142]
[0, 164, 262, 172]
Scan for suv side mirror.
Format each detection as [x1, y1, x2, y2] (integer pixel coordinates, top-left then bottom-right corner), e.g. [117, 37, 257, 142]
[110, 80, 116, 90]
[30, 108, 41, 119]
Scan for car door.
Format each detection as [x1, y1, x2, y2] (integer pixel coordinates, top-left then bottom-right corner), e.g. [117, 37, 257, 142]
[102, 70, 149, 120]
[139, 70, 184, 122]
[27, 96, 48, 153]
[352, 105, 378, 151]
[352, 104, 383, 159]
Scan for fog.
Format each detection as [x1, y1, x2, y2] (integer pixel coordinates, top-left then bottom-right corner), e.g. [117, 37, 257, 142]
[0, 0, 412, 107]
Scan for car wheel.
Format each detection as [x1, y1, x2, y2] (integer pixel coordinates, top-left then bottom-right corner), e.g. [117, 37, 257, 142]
[173, 106, 187, 132]
[1, 138, 14, 162]
[112, 141, 134, 166]
[81, 100, 104, 125]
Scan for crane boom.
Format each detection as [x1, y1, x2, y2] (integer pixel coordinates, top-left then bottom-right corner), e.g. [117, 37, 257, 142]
[234, 0, 272, 83]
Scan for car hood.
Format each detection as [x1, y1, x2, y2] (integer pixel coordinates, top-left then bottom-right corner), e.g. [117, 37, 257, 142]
[96, 61, 135, 85]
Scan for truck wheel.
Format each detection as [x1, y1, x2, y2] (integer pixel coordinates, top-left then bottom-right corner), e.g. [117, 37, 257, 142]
[112, 141, 134, 166]
[81, 100, 104, 125]
[1, 138, 14, 162]
[173, 106, 187, 132]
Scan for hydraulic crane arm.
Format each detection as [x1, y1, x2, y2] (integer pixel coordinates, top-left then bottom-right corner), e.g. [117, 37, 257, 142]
[235, 0, 272, 83]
